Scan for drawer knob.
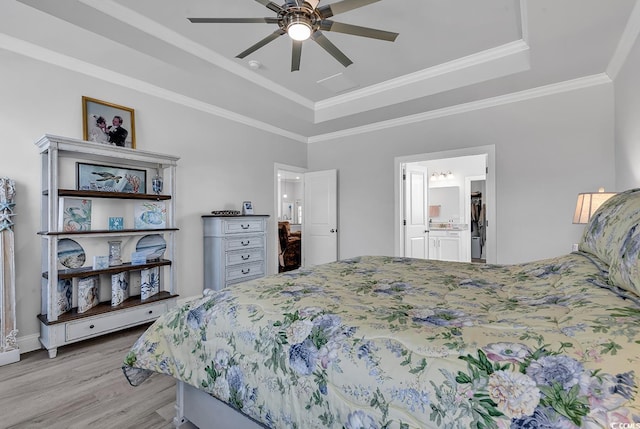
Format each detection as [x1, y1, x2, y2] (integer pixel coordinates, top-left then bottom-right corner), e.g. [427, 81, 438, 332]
[241, 240, 250, 246]
[241, 224, 250, 229]
[242, 268, 251, 275]
[241, 255, 250, 260]
[148, 310, 153, 314]
[89, 324, 95, 329]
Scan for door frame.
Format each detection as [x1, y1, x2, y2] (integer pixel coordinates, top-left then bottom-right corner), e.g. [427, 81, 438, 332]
[274, 163, 307, 274]
[394, 145, 497, 263]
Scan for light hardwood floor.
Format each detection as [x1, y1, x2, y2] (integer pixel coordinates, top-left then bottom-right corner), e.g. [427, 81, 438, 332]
[0, 324, 191, 429]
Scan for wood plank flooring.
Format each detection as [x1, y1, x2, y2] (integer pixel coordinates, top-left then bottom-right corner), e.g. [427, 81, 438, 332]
[0, 324, 192, 429]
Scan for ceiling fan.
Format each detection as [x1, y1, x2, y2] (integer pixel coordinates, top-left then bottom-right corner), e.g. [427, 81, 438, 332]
[188, 0, 399, 71]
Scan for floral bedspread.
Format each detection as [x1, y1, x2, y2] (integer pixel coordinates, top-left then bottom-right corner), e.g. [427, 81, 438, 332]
[123, 254, 640, 428]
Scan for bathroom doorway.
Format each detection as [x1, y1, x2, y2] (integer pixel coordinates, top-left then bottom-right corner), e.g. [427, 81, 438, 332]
[395, 145, 496, 263]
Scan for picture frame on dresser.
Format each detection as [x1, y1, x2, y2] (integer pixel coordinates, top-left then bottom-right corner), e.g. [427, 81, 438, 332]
[82, 96, 136, 148]
[76, 162, 146, 194]
[242, 201, 254, 215]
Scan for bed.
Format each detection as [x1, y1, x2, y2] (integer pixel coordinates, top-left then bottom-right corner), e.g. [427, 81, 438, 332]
[123, 189, 640, 428]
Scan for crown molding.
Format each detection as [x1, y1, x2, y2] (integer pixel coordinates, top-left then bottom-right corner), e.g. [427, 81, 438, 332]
[76, 0, 316, 110]
[0, 33, 308, 143]
[308, 74, 612, 144]
[314, 40, 531, 123]
[606, 0, 640, 80]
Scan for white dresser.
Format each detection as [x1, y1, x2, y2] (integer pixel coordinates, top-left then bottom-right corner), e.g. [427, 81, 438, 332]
[202, 215, 269, 291]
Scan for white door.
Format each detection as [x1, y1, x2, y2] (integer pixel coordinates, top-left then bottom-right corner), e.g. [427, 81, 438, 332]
[304, 169, 338, 266]
[403, 165, 430, 258]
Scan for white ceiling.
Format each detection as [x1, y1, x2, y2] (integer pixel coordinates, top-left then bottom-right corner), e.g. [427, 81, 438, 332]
[6, 0, 639, 142]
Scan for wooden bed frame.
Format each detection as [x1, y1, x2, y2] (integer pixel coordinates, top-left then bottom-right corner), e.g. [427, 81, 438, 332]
[174, 381, 267, 429]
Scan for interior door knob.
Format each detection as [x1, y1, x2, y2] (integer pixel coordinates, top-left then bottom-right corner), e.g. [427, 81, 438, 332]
[330, 229, 336, 233]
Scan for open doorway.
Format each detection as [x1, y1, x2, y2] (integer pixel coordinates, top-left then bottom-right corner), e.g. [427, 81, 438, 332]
[395, 145, 496, 264]
[273, 164, 339, 273]
[276, 167, 304, 273]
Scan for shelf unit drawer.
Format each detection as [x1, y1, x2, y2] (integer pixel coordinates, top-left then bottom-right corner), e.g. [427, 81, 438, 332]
[224, 235, 265, 251]
[66, 301, 167, 341]
[225, 261, 265, 284]
[225, 248, 265, 267]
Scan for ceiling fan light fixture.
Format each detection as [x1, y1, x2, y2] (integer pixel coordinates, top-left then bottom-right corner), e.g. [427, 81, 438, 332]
[287, 16, 313, 41]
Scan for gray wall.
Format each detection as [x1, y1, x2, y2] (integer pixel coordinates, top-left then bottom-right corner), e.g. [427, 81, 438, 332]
[615, 27, 640, 190]
[1, 49, 306, 351]
[308, 84, 616, 264]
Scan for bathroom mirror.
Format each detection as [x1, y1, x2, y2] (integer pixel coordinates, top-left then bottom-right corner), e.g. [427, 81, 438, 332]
[429, 186, 460, 222]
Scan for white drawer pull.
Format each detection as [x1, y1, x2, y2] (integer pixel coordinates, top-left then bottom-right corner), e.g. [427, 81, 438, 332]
[241, 224, 250, 229]
[241, 240, 250, 246]
[241, 268, 251, 275]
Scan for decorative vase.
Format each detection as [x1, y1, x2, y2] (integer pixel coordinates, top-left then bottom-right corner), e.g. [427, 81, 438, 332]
[108, 240, 122, 266]
[152, 173, 163, 194]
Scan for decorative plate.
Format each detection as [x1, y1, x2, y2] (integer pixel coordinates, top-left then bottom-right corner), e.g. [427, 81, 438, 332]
[135, 234, 167, 261]
[58, 238, 86, 269]
[211, 210, 241, 216]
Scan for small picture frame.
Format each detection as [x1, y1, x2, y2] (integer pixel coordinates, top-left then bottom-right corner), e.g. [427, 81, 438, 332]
[77, 162, 146, 194]
[109, 217, 124, 230]
[92, 255, 110, 270]
[82, 96, 136, 148]
[242, 201, 254, 215]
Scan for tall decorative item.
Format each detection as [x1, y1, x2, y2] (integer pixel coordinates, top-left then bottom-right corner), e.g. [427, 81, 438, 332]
[152, 167, 163, 195]
[0, 177, 19, 365]
[108, 240, 123, 266]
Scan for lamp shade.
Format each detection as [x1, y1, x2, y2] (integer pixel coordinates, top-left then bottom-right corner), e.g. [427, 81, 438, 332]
[572, 188, 616, 224]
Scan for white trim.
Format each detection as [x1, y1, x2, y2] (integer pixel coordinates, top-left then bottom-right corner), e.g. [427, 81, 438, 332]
[309, 74, 611, 143]
[316, 41, 529, 106]
[606, 0, 640, 79]
[314, 40, 531, 123]
[394, 146, 496, 264]
[274, 164, 308, 274]
[77, 0, 315, 110]
[17, 333, 40, 354]
[0, 33, 308, 144]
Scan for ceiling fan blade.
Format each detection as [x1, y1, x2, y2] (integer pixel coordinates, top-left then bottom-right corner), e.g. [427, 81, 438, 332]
[306, 0, 321, 9]
[188, 17, 279, 24]
[291, 40, 303, 72]
[318, 0, 381, 18]
[320, 20, 398, 41]
[254, 0, 284, 13]
[236, 29, 286, 59]
[311, 31, 353, 67]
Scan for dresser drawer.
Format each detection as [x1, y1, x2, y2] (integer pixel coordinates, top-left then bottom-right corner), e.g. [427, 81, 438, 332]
[224, 234, 265, 251]
[226, 262, 265, 285]
[221, 218, 266, 235]
[226, 248, 265, 266]
[66, 302, 167, 341]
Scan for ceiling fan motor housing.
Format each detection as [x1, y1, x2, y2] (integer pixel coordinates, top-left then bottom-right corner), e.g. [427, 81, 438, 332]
[279, 3, 320, 35]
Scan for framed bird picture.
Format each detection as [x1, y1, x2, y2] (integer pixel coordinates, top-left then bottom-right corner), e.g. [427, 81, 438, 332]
[76, 162, 146, 194]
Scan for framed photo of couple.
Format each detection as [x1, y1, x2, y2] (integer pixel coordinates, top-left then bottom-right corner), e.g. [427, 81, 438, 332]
[82, 96, 136, 149]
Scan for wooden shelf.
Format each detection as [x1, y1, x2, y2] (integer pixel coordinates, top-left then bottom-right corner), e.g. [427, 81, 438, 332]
[38, 291, 177, 325]
[44, 189, 171, 200]
[43, 259, 172, 279]
[38, 228, 178, 236]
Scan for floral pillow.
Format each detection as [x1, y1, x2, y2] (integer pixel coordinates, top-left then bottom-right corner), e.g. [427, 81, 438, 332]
[579, 188, 640, 297]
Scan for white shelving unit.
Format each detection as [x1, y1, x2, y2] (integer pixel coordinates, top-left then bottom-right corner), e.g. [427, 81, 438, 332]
[35, 135, 180, 358]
